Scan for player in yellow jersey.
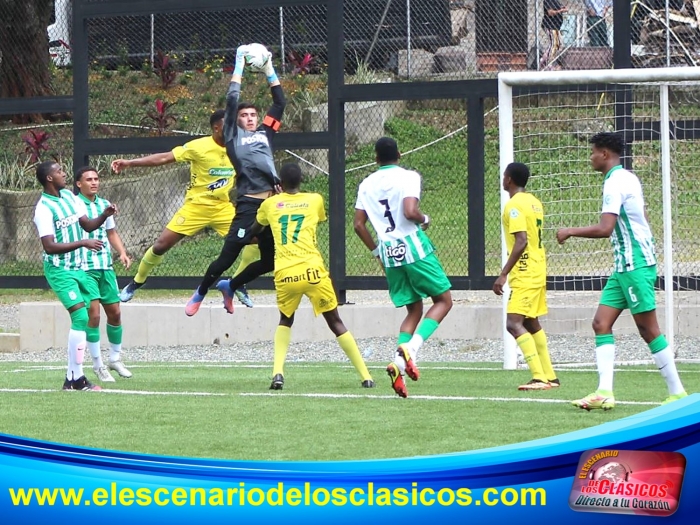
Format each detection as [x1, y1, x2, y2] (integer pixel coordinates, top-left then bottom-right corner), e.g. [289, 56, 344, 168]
[493, 162, 559, 390]
[111, 110, 259, 307]
[250, 163, 374, 390]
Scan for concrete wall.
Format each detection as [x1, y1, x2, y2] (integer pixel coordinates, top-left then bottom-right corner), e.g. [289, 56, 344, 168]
[0, 167, 190, 263]
[17, 302, 700, 351]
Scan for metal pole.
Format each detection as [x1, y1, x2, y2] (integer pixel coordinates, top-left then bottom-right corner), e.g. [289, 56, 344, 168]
[406, 0, 411, 78]
[150, 14, 155, 66]
[665, 0, 670, 67]
[535, 0, 540, 70]
[365, 0, 393, 65]
[279, 7, 285, 73]
[660, 84, 674, 354]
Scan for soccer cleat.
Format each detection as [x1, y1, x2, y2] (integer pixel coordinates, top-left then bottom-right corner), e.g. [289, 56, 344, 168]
[108, 359, 133, 378]
[386, 363, 407, 398]
[235, 286, 254, 308]
[397, 344, 420, 381]
[62, 376, 102, 391]
[215, 279, 235, 314]
[662, 391, 688, 405]
[119, 281, 141, 302]
[361, 379, 375, 388]
[518, 379, 552, 391]
[572, 391, 615, 411]
[185, 290, 206, 316]
[93, 366, 116, 382]
[269, 373, 284, 390]
[548, 378, 561, 388]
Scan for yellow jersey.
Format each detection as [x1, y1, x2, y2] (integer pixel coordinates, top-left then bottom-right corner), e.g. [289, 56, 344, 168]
[256, 192, 327, 273]
[172, 136, 234, 205]
[502, 191, 546, 287]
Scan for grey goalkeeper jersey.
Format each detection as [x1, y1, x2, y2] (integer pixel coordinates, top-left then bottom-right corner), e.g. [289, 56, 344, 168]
[224, 82, 284, 198]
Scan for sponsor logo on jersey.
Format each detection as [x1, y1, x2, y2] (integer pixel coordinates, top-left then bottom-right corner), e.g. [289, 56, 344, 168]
[281, 267, 321, 284]
[385, 243, 407, 262]
[208, 168, 234, 177]
[55, 214, 79, 230]
[241, 133, 269, 146]
[207, 178, 229, 191]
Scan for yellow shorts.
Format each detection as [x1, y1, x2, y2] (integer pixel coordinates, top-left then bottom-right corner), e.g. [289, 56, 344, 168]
[507, 285, 548, 318]
[165, 201, 235, 237]
[274, 265, 338, 318]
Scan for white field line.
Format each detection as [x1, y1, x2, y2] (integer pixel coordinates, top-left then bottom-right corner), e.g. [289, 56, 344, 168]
[4, 363, 700, 374]
[0, 387, 660, 406]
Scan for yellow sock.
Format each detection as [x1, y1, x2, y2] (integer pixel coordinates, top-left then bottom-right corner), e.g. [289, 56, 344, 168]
[233, 244, 261, 277]
[134, 246, 164, 284]
[532, 329, 556, 381]
[516, 332, 546, 382]
[273, 326, 292, 376]
[337, 332, 372, 381]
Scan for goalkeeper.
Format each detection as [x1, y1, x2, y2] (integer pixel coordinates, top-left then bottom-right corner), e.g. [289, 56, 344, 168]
[186, 44, 285, 316]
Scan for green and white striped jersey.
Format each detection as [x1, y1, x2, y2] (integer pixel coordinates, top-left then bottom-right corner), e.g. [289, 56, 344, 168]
[33, 189, 88, 270]
[355, 165, 435, 268]
[79, 193, 115, 270]
[601, 165, 657, 273]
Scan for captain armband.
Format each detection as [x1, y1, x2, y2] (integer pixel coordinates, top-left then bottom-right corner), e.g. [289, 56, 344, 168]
[263, 115, 281, 131]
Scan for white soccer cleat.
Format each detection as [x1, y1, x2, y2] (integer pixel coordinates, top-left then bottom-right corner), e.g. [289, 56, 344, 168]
[93, 366, 116, 383]
[108, 359, 133, 378]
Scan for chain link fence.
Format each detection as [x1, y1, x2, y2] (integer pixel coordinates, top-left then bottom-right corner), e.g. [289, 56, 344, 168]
[3, 1, 700, 285]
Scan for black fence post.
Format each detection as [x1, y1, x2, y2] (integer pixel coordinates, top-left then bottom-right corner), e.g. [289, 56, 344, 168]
[326, 0, 347, 304]
[72, 0, 90, 173]
[613, 0, 634, 169]
[467, 96, 486, 283]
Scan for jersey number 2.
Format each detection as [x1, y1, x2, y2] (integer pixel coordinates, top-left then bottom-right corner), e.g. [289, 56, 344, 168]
[379, 199, 396, 233]
[278, 214, 304, 244]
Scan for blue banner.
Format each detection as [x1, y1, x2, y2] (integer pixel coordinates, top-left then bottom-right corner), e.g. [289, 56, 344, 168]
[2, 394, 699, 523]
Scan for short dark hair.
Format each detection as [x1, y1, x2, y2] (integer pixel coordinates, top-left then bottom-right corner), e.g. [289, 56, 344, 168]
[375, 137, 399, 164]
[590, 132, 624, 155]
[279, 163, 303, 190]
[505, 162, 530, 188]
[36, 161, 58, 186]
[237, 102, 258, 115]
[210, 109, 225, 127]
[75, 165, 98, 182]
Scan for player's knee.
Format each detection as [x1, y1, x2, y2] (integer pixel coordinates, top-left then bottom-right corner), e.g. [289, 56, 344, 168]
[505, 316, 524, 337]
[69, 307, 89, 332]
[106, 309, 121, 326]
[592, 316, 611, 335]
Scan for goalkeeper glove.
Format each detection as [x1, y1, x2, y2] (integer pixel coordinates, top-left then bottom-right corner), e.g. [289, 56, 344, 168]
[233, 45, 249, 77]
[263, 52, 278, 84]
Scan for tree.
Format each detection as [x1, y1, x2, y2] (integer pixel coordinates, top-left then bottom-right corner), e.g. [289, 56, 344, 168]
[0, 0, 55, 124]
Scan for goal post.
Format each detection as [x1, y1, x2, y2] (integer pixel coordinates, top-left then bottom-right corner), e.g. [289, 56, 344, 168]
[497, 66, 700, 370]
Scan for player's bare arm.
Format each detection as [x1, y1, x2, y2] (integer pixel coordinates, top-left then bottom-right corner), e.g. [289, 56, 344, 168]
[249, 220, 265, 237]
[40, 235, 103, 254]
[107, 229, 132, 270]
[493, 230, 528, 296]
[403, 197, 430, 230]
[110, 152, 176, 173]
[556, 213, 617, 244]
[79, 204, 116, 233]
[353, 209, 381, 257]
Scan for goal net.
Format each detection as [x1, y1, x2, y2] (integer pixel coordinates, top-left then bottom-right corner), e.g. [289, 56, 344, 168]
[498, 67, 700, 370]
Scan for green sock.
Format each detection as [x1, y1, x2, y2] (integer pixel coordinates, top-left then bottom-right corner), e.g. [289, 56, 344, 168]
[397, 332, 412, 345]
[106, 324, 123, 345]
[85, 326, 100, 344]
[416, 318, 440, 341]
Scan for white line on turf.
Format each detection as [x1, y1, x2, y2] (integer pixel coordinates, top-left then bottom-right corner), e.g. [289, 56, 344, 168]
[0, 387, 660, 406]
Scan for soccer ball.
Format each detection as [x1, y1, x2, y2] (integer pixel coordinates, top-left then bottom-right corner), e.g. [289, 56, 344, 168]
[245, 43, 271, 72]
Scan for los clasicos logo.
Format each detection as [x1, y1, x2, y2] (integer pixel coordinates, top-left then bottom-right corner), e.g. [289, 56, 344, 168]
[569, 449, 686, 517]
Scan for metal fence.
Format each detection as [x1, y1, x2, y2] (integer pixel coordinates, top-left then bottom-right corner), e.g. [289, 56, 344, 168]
[0, 0, 698, 293]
